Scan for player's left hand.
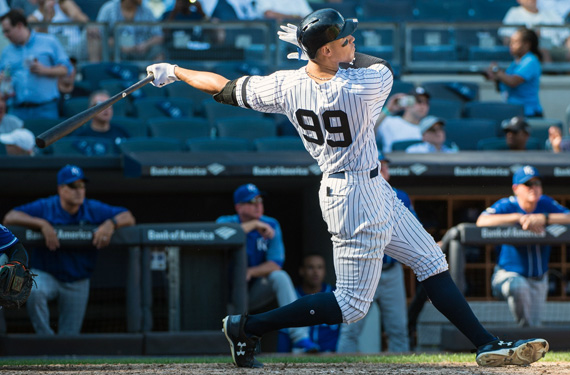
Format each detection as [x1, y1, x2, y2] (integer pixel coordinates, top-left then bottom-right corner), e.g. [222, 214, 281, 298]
[93, 221, 114, 249]
[519, 214, 545, 234]
[146, 63, 179, 87]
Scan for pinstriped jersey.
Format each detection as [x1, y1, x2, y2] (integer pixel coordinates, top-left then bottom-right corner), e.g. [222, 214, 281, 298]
[235, 64, 393, 174]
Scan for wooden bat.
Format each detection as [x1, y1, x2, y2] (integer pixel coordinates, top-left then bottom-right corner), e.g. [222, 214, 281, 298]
[35, 73, 155, 149]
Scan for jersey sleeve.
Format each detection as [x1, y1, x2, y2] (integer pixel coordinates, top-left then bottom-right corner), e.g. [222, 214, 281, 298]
[511, 55, 540, 82]
[13, 199, 48, 218]
[544, 196, 570, 214]
[86, 199, 129, 223]
[234, 73, 286, 115]
[481, 197, 512, 215]
[266, 220, 285, 267]
[215, 215, 239, 224]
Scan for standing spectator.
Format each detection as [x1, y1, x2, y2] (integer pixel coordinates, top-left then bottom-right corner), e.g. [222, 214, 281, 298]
[278, 254, 340, 353]
[73, 90, 130, 150]
[256, 0, 312, 21]
[375, 87, 431, 153]
[537, 0, 570, 20]
[95, 0, 164, 61]
[0, 96, 23, 134]
[27, 0, 89, 60]
[502, 116, 532, 151]
[0, 127, 35, 155]
[0, 9, 73, 120]
[2, 164, 136, 335]
[476, 165, 570, 327]
[337, 153, 410, 353]
[485, 27, 543, 118]
[216, 183, 320, 353]
[547, 125, 570, 153]
[498, 0, 570, 62]
[405, 116, 459, 153]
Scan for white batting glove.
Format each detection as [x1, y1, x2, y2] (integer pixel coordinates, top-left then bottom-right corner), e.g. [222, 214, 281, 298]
[278, 23, 309, 61]
[146, 63, 179, 87]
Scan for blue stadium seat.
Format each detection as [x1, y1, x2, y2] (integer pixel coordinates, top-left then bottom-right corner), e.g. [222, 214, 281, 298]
[413, 0, 475, 21]
[165, 83, 212, 115]
[111, 116, 148, 138]
[51, 136, 116, 156]
[468, 46, 511, 62]
[118, 137, 185, 153]
[74, 0, 107, 20]
[526, 118, 563, 147]
[422, 81, 479, 102]
[186, 137, 254, 152]
[391, 139, 423, 152]
[310, 0, 359, 18]
[253, 136, 305, 152]
[80, 62, 140, 91]
[132, 97, 194, 119]
[428, 99, 463, 120]
[24, 118, 64, 137]
[215, 117, 277, 141]
[202, 99, 262, 127]
[147, 118, 213, 141]
[360, 0, 414, 21]
[463, 101, 525, 128]
[471, 0, 517, 21]
[477, 136, 541, 150]
[445, 118, 498, 150]
[61, 97, 90, 118]
[390, 80, 415, 96]
[412, 45, 457, 62]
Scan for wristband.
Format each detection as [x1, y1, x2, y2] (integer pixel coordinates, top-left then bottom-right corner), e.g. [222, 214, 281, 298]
[544, 213, 549, 225]
[382, 107, 391, 116]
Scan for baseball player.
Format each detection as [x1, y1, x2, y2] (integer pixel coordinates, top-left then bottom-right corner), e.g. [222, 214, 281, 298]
[146, 8, 548, 368]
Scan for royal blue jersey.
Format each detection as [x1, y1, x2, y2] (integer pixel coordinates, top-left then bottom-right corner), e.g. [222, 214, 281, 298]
[0, 224, 18, 252]
[481, 195, 570, 277]
[216, 214, 285, 268]
[13, 195, 128, 282]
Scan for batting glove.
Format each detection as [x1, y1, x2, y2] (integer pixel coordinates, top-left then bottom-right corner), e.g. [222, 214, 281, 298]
[278, 23, 309, 61]
[146, 63, 179, 87]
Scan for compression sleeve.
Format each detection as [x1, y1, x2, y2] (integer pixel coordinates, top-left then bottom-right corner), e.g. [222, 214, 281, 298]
[340, 53, 393, 74]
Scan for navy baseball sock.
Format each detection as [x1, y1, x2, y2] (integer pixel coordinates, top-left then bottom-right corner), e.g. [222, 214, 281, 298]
[244, 292, 342, 337]
[420, 270, 495, 347]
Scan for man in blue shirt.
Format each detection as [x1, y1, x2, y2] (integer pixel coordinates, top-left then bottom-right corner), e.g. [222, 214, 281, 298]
[217, 183, 319, 353]
[0, 9, 73, 120]
[476, 165, 570, 326]
[3, 164, 136, 335]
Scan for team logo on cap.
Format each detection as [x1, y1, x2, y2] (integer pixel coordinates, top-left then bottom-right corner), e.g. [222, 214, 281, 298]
[71, 166, 81, 176]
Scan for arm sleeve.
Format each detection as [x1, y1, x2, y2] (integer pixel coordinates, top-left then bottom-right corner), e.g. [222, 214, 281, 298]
[340, 53, 393, 74]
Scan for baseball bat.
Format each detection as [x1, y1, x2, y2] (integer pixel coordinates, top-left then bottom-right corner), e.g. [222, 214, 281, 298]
[35, 73, 155, 149]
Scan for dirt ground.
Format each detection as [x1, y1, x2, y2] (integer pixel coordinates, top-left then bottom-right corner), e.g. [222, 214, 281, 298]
[0, 362, 567, 375]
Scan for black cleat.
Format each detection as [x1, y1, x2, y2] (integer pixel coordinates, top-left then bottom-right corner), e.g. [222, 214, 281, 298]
[222, 314, 262, 368]
[476, 338, 549, 367]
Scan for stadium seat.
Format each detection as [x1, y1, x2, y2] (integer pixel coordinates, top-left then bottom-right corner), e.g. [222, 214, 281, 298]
[111, 116, 148, 138]
[390, 80, 415, 96]
[253, 136, 305, 152]
[215, 117, 277, 141]
[468, 46, 511, 62]
[391, 139, 423, 152]
[412, 45, 457, 62]
[463, 101, 525, 127]
[445, 118, 498, 150]
[477, 136, 541, 150]
[413, 0, 474, 21]
[428, 99, 463, 120]
[74, 0, 107, 20]
[202, 100, 263, 127]
[422, 81, 479, 102]
[132, 97, 194, 119]
[80, 62, 140, 91]
[360, 0, 414, 21]
[61, 97, 90, 118]
[24, 118, 64, 136]
[51, 136, 116, 156]
[471, 0, 517, 21]
[310, 0, 359, 18]
[118, 137, 185, 153]
[147, 118, 213, 141]
[526, 118, 563, 147]
[186, 137, 254, 152]
[165, 83, 212, 115]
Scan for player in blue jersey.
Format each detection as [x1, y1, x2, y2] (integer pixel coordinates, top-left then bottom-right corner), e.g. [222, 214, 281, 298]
[216, 183, 319, 354]
[3, 164, 135, 334]
[477, 165, 570, 326]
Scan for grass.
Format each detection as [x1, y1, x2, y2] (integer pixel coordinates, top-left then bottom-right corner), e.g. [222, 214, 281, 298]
[0, 352, 569, 366]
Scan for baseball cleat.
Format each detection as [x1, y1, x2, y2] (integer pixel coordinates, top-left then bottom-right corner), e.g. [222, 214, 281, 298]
[222, 314, 263, 368]
[476, 338, 549, 367]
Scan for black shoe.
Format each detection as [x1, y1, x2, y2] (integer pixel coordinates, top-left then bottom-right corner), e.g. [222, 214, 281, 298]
[476, 338, 549, 366]
[222, 314, 263, 368]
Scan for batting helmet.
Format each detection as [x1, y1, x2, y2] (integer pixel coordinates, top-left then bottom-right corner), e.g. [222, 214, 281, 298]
[297, 8, 358, 59]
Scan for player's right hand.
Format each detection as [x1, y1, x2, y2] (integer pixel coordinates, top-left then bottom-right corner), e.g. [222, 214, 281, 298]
[146, 63, 179, 87]
[256, 221, 275, 239]
[278, 24, 309, 61]
[41, 223, 59, 251]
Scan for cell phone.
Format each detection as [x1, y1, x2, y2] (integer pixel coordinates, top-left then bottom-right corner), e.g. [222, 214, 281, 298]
[398, 95, 416, 107]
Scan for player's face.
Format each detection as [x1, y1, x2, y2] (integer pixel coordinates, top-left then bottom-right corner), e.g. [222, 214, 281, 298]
[513, 178, 542, 204]
[58, 179, 86, 207]
[330, 34, 355, 63]
[423, 123, 446, 147]
[235, 196, 264, 221]
[299, 255, 325, 288]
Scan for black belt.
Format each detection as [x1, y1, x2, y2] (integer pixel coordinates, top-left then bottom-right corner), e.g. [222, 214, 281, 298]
[329, 166, 379, 179]
[15, 99, 57, 108]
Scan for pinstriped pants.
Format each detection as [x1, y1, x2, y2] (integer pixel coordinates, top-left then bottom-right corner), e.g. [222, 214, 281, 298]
[319, 169, 448, 324]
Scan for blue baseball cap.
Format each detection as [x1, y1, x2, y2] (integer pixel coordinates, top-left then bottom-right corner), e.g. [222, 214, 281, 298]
[57, 164, 88, 185]
[512, 165, 540, 185]
[378, 152, 390, 163]
[234, 183, 261, 204]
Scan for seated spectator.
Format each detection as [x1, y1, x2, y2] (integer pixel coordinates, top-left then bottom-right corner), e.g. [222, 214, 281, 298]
[498, 0, 570, 62]
[278, 254, 340, 353]
[211, 0, 257, 20]
[405, 116, 459, 153]
[502, 116, 531, 151]
[0, 96, 23, 134]
[3, 164, 136, 335]
[27, 0, 89, 60]
[547, 125, 570, 153]
[95, 0, 164, 62]
[485, 27, 543, 118]
[0, 128, 35, 155]
[58, 57, 91, 117]
[256, 0, 312, 21]
[73, 90, 130, 149]
[162, 0, 205, 20]
[375, 87, 430, 153]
